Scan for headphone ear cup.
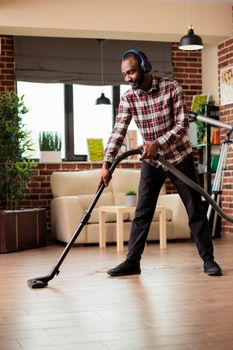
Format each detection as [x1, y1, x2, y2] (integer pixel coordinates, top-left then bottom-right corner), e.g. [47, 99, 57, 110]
[140, 61, 145, 72]
[141, 60, 152, 73]
[139, 52, 151, 73]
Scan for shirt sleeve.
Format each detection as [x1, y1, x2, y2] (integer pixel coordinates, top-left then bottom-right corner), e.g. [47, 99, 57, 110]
[104, 96, 132, 163]
[155, 81, 189, 150]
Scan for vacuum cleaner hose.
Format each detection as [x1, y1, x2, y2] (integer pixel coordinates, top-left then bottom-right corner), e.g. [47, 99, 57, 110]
[157, 155, 233, 224]
[109, 148, 233, 223]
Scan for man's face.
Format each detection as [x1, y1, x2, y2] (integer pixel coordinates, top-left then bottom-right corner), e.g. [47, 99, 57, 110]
[121, 56, 145, 90]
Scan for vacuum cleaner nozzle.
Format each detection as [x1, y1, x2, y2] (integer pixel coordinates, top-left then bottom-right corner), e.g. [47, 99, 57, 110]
[27, 278, 48, 289]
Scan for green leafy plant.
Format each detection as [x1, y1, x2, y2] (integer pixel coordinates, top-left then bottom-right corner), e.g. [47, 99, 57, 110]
[125, 189, 137, 196]
[39, 131, 61, 151]
[195, 98, 216, 146]
[0, 91, 35, 210]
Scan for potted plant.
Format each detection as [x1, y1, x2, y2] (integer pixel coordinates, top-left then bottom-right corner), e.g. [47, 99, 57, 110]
[39, 131, 62, 162]
[125, 189, 137, 207]
[0, 91, 46, 253]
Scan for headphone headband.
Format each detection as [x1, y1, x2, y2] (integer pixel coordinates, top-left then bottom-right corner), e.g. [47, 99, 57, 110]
[122, 49, 152, 73]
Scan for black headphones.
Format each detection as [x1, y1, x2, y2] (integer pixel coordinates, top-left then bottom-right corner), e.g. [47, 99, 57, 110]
[122, 49, 152, 73]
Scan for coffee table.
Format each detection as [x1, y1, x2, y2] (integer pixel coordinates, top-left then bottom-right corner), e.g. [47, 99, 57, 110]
[98, 205, 167, 251]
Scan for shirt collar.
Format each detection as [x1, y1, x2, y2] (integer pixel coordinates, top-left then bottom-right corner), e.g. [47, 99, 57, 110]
[133, 74, 159, 95]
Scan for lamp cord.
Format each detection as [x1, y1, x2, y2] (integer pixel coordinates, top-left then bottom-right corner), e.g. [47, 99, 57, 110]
[189, 0, 192, 26]
[100, 39, 104, 86]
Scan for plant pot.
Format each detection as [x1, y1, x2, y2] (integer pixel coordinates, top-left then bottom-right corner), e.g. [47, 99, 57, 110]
[125, 195, 137, 207]
[0, 208, 47, 253]
[40, 151, 61, 163]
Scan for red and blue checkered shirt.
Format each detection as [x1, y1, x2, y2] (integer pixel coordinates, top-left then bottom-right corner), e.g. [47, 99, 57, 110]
[104, 75, 192, 168]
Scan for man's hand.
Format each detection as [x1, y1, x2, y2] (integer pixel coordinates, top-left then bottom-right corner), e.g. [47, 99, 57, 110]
[97, 162, 112, 191]
[139, 143, 158, 159]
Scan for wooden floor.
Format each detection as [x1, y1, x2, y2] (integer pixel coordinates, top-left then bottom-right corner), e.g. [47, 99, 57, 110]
[1, 235, 233, 350]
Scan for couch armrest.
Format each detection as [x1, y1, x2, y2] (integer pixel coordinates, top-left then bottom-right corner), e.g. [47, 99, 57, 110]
[157, 194, 191, 238]
[51, 196, 87, 243]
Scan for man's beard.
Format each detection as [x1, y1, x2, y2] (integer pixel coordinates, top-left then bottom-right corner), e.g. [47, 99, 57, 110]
[132, 72, 145, 89]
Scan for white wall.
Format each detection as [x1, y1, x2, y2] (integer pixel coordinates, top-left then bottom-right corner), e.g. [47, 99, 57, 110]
[202, 44, 219, 103]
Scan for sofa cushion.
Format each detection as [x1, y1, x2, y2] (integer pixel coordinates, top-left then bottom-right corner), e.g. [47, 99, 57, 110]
[51, 169, 112, 197]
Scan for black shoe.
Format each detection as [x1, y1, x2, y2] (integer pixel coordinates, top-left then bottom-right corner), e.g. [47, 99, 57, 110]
[204, 260, 222, 276]
[107, 260, 141, 276]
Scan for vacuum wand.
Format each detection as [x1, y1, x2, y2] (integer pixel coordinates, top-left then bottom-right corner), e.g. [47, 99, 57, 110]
[189, 112, 233, 133]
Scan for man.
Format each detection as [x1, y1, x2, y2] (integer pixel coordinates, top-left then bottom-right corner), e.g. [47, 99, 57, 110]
[99, 49, 222, 277]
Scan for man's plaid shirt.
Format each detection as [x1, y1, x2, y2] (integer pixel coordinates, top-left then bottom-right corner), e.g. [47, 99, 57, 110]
[104, 75, 192, 168]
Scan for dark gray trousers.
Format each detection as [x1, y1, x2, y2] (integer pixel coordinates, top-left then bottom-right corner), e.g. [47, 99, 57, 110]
[126, 154, 214, 263]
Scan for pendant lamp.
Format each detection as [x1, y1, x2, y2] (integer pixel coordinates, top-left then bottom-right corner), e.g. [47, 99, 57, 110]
[95, 39, 111, 105]
[179, 0, 203, 51]
[179, 25, 203, 51]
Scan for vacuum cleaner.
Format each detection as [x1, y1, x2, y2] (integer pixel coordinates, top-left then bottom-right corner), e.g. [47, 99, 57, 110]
[27, 147, 233, 289]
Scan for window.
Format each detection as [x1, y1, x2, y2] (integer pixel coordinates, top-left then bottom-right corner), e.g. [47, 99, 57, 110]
[17, 82, 65, 159]
[120, 85, 143, 145]
[73, 85, 113, 156]
[16, 82, 141, 161]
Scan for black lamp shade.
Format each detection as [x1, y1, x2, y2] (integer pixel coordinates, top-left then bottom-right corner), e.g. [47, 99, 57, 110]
[95, 92, 111, 105]
[179, 26, 203, 51]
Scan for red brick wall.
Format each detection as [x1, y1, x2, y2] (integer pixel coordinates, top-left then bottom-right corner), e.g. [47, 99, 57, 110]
[172, 43, 202, 109]
[0, 36, 15, 92]
[218, 37, 233, 235]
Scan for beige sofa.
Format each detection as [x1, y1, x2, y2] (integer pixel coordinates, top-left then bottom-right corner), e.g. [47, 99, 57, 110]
[50, 168, 191, 245]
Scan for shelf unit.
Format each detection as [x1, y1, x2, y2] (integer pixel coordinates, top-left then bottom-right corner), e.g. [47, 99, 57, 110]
[197, 105, 220, 194]
[196, 105, 222, 238]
